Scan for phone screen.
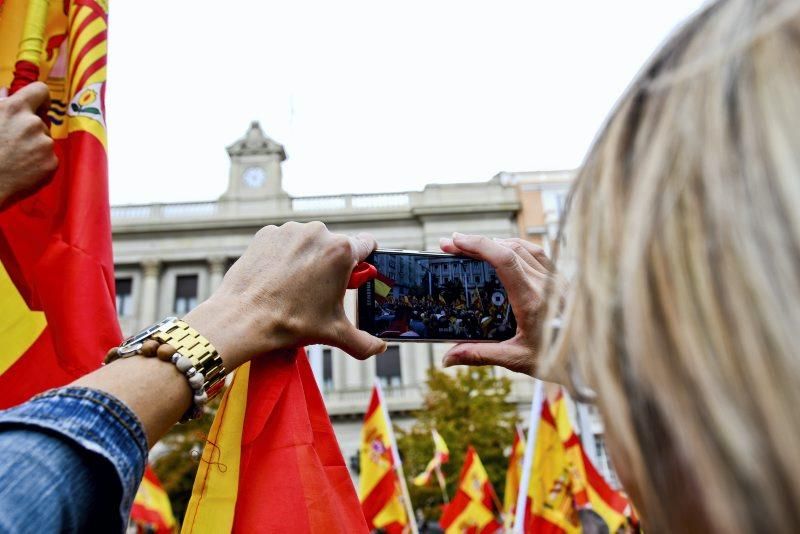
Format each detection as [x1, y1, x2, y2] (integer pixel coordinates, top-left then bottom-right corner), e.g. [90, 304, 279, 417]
[357, 250, 515, 342]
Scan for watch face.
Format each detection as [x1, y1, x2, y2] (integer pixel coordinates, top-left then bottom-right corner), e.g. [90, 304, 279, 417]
[242, 167, 266, 188]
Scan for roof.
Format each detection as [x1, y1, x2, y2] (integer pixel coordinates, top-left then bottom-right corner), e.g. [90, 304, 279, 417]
[226, 121, 287, 160]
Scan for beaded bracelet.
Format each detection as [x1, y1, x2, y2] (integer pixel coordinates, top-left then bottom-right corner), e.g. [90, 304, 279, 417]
[104, 342, 214, 422]
[172, 352, 209, 422]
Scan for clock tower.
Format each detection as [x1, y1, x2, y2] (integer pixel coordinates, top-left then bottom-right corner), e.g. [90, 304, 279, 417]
[221, 121, 288, 201]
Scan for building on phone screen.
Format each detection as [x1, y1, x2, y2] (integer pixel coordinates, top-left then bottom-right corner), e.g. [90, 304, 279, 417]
[110, 122, 620, 489]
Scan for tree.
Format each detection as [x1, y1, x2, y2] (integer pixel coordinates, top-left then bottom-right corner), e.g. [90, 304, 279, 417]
[396, 367, 519, 521]
[441, 278, 464, 304]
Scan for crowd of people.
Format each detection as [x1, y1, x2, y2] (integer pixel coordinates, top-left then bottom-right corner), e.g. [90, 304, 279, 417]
[372, 290, 515, 340]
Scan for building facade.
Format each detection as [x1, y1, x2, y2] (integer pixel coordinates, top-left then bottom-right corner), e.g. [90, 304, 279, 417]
[110, 122, 619, 486]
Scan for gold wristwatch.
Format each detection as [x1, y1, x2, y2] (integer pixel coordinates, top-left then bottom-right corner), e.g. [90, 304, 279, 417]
[117, 317, 227, 412]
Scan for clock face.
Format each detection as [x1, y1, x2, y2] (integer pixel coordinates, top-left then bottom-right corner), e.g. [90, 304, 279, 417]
[242, 167, 267, 188]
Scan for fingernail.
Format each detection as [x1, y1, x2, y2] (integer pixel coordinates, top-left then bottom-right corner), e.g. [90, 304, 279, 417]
[452, 232, 465, 239]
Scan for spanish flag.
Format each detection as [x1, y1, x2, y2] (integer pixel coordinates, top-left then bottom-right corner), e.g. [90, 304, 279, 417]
[131, 466, 177, 534]
[0, 0, 120, 407]
[523, 398, 580, 533]
[359, 384, 411, 533]
[412, 429, 450, 487]
[502, 429, 525, 530]
[182, 351, 368, 533]
[551, 391, 629, 532]
[374, 271, 395, 301]
[439, 446, 502, 534]
[522, 391, 630, 533]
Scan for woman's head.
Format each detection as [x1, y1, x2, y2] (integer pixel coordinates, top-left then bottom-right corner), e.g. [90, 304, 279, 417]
[541, 0, 800, 531]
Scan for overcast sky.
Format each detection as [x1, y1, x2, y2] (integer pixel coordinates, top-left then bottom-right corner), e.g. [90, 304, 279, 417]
[105, 0, 705, 206]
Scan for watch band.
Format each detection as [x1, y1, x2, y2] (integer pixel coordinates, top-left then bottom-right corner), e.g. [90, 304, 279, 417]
[150, 319, 227, 399]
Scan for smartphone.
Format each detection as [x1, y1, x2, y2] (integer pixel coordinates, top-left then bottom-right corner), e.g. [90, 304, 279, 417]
[356, 249, 515, 342]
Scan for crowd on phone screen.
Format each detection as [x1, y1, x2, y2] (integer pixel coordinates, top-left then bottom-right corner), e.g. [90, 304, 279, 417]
[371, 290, 515, 340]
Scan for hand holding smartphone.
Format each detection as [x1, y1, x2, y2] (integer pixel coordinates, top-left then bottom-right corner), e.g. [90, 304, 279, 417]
[356, 249, 516, 342]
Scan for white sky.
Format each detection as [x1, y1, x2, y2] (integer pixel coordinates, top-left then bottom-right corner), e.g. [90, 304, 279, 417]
[105, 0, 706, 206]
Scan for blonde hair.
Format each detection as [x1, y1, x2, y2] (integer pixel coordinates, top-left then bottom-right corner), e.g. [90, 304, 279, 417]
[540, 0, 800, 531]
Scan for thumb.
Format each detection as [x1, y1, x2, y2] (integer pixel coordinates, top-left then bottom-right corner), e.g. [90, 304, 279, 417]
[12, 81, 50, 112]
[443, 342, 530, 373]
[333, 323, 387, 360]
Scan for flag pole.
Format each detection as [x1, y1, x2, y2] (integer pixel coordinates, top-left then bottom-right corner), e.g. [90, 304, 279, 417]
[431, 429, 450, 504]
[434, 464, 449, 504]
[575, 397, 599, 467]
[513, 379, 544, 533]
[375, 378, 419, 534]
[10, 0, 50, 95]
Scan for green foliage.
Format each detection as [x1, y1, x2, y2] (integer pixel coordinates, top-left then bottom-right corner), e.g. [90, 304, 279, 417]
[396, 367, 519, 520]
[151, 398, 219, 526]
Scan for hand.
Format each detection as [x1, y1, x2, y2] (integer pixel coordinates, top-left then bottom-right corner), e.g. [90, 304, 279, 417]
[184, 221, 387, 370]
[438, 233, 565, 376]
[0, 82, 58, 210]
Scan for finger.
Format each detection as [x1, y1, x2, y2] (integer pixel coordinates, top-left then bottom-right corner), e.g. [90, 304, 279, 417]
[450, 232, 529, 289]
[500, 238, 555, 272]
[496, 239, 547, 274]
[349, 232, 377, 263]
[439, 237, 463, 254]
[11, 81, 50, 112]
[332, 322, 387, 360]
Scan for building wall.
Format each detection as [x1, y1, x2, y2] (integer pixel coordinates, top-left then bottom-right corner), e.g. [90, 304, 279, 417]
[497, 170, 573, 255]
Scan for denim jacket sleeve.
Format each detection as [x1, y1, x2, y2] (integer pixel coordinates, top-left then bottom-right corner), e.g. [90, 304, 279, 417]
[0, 387, 148, 534]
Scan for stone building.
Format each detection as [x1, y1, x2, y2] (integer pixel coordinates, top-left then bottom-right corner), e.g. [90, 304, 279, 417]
[111, 122, 619, 487]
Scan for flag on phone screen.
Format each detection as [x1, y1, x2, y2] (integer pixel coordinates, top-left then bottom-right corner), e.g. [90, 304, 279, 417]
[374, 272, 395, 301]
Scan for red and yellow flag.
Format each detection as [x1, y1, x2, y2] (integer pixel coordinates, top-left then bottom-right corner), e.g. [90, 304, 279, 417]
[374, 271, 395, 301]
[131, 466, 177, 534]
[439, 446, 502, 534]
[502, 429, 526, 530]
[412, 429, 450, 487]
[551, 392, 629, 533]
[522, 391, 630, 533]
[359, 385, 410, 533]
[0, 0, 120, 408]
[524, 398, 580, 533]
[183, 351, 369, 533]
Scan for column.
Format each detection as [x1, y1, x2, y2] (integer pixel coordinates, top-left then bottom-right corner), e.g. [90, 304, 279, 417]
[576, 401, 599, 466]
[342, 352, 364, 389]
[208, 256, 227, 294]
[307, 344, 324, 395]
[139, 259, 161, 327]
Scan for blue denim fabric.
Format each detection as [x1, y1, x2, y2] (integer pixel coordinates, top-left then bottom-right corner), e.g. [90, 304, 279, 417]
[0, 387, 148, 533]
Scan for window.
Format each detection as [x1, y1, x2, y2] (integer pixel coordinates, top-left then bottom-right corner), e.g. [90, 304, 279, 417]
[174, 274, 198, 314]
[115, 277, 133, 317]
[473, 275, 480, 284]
[594, 434, 620, 489]
[555, 191, 568, 219]
[322, 348, 333, 392]
[376, 345, 402, 388]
